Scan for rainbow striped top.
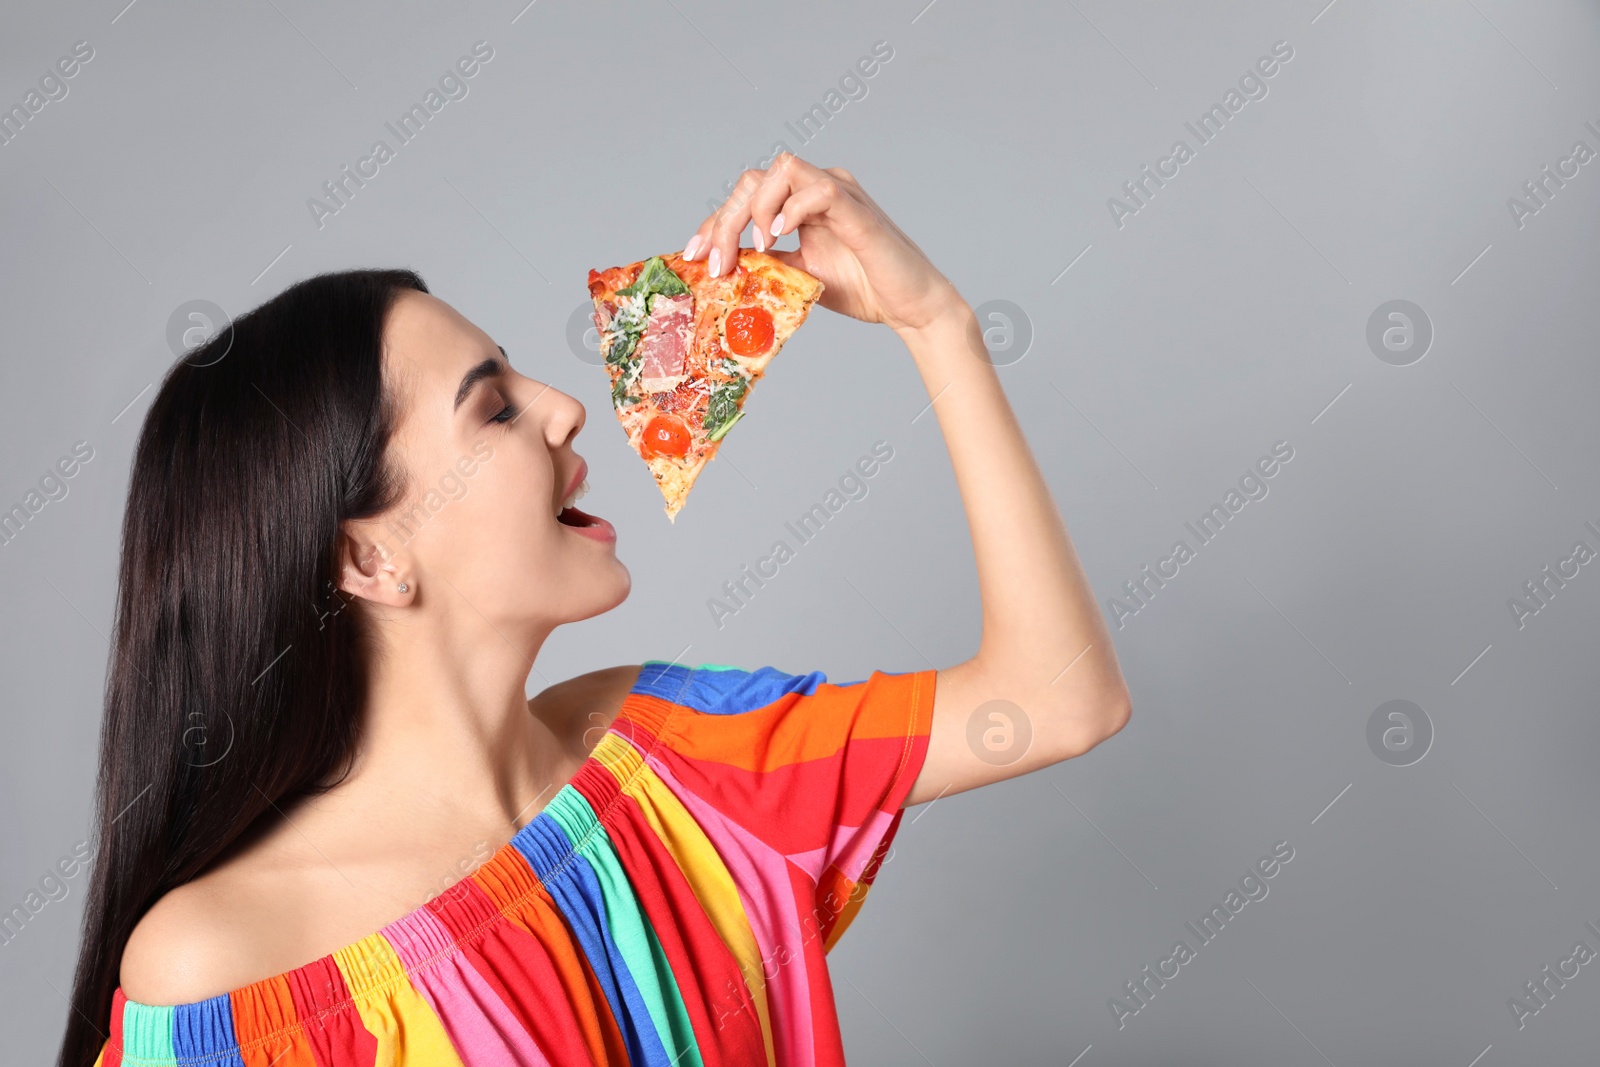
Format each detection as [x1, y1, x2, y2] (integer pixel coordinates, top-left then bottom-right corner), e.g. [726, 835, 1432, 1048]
[95, 660, 935, 1067]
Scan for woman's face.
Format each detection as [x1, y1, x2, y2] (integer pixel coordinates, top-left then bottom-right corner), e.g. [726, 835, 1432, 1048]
[363, 289, 629, 630]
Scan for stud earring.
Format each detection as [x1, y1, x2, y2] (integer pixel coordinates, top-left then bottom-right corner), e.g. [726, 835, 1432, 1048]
[397, 582, 409, 593]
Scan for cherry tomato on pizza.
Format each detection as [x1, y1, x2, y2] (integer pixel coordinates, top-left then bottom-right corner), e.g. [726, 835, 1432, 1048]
[640, 413, 691, 459]
[724, 307, 775, 357]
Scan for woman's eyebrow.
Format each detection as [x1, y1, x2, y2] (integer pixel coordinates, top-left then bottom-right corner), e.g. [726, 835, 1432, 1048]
[453, 348, 509, 410]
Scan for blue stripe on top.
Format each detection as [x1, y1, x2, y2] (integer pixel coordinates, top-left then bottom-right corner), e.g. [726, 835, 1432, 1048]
[634, 661, 825, 716]
[173, 995, 245, 1067]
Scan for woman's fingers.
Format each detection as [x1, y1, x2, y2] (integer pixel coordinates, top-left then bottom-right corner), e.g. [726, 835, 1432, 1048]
[743, 168, 800, 254]
[681, 154, 953, 330]
[682, 167, 765, 276]
[681, 189, 728, 267]
[745, 155, 846, 252]
[759, 156, 867, 246]
[700, 168, 766, 275]
[683, 154, 844, 276]
[768, 171, 874, 248]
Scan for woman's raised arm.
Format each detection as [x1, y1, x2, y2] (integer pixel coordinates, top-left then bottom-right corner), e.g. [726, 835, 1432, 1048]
[684, 153, 1131, 806]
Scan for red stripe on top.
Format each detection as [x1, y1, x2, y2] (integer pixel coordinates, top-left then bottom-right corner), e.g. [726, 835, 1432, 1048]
[659, 733, 913, 857]
[102, 989, 125, 1067]
[286, 956, 377, 1067]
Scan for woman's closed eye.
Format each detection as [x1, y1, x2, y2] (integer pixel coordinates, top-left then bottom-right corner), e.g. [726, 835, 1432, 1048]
[489, 396, 517, 424]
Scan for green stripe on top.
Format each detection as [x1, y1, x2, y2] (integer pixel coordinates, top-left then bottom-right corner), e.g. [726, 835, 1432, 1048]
[121, 1001, 176, 1065]
[544, 788, 705, 1067]
[639, 659, 738, 672]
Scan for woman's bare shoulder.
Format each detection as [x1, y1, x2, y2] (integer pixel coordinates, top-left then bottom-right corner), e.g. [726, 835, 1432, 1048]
[122, 668, 650, 1006]
[527, 664, 644, 745]
[119, 828, 380, 1005]
[119, 865, 288, 1005]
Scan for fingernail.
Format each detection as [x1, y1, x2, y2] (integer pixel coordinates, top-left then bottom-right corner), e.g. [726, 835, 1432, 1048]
[684, 235, 702, 260]
[708, 248, 722, 277]
[769, 214, 785, 238]
[753, 226, 766, 253]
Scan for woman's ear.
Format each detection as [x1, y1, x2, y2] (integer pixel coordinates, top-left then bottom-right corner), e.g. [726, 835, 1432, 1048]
[334, 522, 415, 607]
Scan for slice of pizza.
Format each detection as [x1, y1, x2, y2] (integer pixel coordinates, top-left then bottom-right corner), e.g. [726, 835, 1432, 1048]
[586, 249, 824, 521]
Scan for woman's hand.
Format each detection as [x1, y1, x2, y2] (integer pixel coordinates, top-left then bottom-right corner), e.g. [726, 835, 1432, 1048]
[682, 153, 964, 335]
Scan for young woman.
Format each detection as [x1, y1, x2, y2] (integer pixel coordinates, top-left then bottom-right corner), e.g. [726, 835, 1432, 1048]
[62, 154, 1130, 1067]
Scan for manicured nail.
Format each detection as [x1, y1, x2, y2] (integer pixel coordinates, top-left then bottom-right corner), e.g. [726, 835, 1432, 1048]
[684, 235, 702, 260]
[753, 226, 766, 253]
[769, 213, 785, 238]
[708, 247, 722, 277]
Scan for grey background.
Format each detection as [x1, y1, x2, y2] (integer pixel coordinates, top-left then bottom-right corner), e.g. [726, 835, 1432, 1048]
[3, 0, 1599, 1063]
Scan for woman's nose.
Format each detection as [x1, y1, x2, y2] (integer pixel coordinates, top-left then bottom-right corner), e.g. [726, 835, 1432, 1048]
[545, 388, 585, 448]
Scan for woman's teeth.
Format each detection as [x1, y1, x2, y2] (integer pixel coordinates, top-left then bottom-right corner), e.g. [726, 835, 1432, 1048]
[559, 478, 590, 515]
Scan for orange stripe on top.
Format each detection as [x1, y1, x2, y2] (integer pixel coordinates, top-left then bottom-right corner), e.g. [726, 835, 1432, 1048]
[647, 671, 926, 772]
[231, 974, 318, 1067]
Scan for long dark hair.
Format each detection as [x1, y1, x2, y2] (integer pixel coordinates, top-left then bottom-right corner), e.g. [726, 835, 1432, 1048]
[59, 268, 429, 1067]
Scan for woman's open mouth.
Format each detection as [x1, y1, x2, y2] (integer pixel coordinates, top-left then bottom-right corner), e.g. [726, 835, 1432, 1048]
[557, 502, 616, 542]
[557, 465, 615, 541]
[557, 503, 598, 527]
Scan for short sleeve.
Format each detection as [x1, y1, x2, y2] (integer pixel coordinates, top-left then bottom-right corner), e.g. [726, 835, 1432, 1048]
[623, 661, 935, 951]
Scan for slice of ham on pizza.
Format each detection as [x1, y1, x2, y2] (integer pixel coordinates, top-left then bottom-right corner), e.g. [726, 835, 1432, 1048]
[586, 250, 824, 521]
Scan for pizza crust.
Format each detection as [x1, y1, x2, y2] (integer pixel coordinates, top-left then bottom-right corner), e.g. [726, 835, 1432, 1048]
[644, 453, 708, 523]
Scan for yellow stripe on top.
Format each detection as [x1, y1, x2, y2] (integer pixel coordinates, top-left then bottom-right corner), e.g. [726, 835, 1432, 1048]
[333, 933, 466, 1067]
[592, 730, 777, 1067]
